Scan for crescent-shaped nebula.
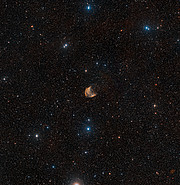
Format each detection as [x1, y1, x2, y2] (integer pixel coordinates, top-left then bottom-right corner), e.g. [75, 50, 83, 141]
[85, 86, 97, 98]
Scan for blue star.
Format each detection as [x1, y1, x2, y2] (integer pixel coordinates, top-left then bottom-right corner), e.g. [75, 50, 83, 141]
[144, 26, 150, 30]
[52, 165, 56, 169]
[86, 127, 91, 131]
[87, 5, 91, 10]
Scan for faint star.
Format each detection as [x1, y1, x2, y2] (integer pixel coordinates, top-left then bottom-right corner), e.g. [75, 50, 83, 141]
[31, 25, 35, 30]
[156, 171, 159, 175]
[52, 165, 55, 169]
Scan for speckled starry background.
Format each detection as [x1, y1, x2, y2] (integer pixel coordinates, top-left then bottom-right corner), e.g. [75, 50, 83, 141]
[1, 0, 179, 185]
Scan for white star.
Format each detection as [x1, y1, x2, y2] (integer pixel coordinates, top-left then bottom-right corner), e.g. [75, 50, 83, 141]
[87, 5, 91, 10]
[145, 26, 150, 30]
[63, 43, 68, 48]
[2, 76, 8, 81]
[86, 127, 90, 131]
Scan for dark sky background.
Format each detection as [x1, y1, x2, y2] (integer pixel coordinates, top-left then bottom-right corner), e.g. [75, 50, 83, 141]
[1, 0, 179, 185]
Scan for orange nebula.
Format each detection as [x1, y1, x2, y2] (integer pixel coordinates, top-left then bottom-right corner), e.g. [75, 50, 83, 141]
[85, 86, 97, 98]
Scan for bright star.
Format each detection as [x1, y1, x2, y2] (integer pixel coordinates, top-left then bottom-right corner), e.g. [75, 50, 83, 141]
[145, 26, 150, 30]
[87, 5, 91, 10]
[63, 43, 68, 48]
[35, 134, 39, 138]
[52, 165, 55, 169]
[71, 178, 84, 185]
[86, 127, 90, 131]
[2, 76, 8, 81]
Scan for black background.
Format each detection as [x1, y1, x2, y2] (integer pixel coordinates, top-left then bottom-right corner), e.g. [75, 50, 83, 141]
[1, 0, 179, 184]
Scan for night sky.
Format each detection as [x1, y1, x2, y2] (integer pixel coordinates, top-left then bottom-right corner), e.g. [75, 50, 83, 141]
[1, 0, 179, 185]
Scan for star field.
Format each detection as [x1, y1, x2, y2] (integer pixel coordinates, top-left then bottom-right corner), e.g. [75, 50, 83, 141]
[1, 0, 179, 185]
